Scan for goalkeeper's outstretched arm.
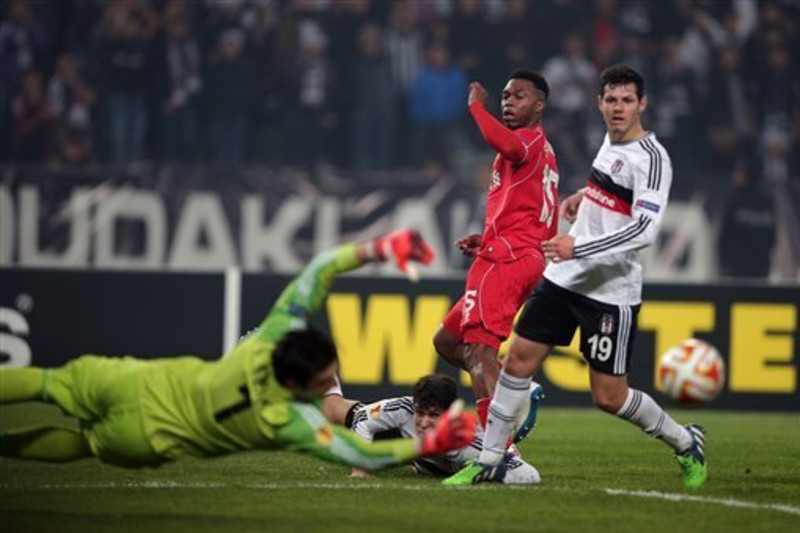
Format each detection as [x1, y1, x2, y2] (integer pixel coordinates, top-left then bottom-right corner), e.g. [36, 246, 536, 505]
[277, 401, 473, 471]
[257, 230, 435, 344]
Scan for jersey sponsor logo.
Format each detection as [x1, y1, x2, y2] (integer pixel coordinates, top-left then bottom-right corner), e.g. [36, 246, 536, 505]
[600, 313, 615, 335]
[635, 199, 661, 214]
[584, 182, 632, 216]
[611, 159, 624, 174]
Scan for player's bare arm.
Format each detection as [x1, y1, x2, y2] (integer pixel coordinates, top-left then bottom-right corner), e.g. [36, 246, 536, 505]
[560, 190, 584, 224]
[542, 234, 575, 263]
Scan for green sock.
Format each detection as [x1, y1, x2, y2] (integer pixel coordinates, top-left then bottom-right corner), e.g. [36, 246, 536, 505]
[0, 368, 45, 402]
[0, 425, 91, 462]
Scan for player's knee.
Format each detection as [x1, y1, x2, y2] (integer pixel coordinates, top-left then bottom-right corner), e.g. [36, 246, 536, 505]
[504, 338, 547, 377]
[433, 328, 458, 361]
[591, 388, 625, 414]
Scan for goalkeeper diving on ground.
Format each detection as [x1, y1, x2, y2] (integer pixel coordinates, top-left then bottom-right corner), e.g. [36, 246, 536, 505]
[0, 230, 477, 470]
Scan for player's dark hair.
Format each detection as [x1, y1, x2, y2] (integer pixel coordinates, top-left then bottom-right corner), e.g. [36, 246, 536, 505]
[599, 64, 645, 99]
[412, 374, 458, 412]
[509, 68, 549, 100]
[272, 328, 338, 388]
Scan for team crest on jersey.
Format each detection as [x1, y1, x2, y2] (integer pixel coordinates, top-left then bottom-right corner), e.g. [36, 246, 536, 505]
[315, 425, 333, 446]
[600, 313, 615, 335]
[610, 159, 624, 174]
[369, 403, 383, 419]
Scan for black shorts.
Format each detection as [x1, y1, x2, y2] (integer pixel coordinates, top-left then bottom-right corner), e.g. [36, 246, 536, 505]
[514, 279, 641, 375]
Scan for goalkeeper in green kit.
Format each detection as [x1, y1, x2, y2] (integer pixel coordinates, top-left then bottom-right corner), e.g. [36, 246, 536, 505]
[0, 230, 475, 469]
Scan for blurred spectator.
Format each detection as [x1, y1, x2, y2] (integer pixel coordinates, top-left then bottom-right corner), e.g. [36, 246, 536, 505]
[284, 20, 337, 170]
[327, 0, 377, 68]
[350, 23, 395, 171]
[96, 0, 158, 167]
[591, 0, 620, 69]
[46, 53, 96, 165]
[0, 0, 793, 197]
[497, 0, 534, 79]
[753, 43, 798, 184]
[384, 0, 426, 167]
[541, 32, 596, 181]
[718, 163, 776, 278]
[205, 28, 252, 169]
[0, 0, 48, 156]
[615, 31, 652, 84]
[203, 0, 257, 52]
[702, 45, 751, 179]
[10, 69, 55, 161]
[408, 41, 467, 169]
[155, 18, 202, 164]
[652, 36, 698, 185]
[450, 0, 490, 81]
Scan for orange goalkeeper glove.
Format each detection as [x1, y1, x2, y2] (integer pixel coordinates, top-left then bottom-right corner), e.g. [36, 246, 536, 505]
[374, 229, 435, 281]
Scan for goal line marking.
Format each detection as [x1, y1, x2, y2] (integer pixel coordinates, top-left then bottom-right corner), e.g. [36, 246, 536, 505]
[604, 488, 800, 517]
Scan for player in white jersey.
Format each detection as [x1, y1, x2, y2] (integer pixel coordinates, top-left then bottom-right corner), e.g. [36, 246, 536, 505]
[349, 375, 541, 484]
[444, 65, 707, 489]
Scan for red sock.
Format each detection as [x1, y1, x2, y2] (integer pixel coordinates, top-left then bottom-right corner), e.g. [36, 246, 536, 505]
[476, 398, 490, 428]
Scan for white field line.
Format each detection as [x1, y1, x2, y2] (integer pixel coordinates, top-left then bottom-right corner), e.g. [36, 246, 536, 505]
[2, 481, 797, 517]
[604, 488, 800, 518]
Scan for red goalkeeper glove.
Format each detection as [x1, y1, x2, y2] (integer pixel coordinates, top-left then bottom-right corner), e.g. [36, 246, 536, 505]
[374, 229, 435, 281]
[416, 399, 476, 456]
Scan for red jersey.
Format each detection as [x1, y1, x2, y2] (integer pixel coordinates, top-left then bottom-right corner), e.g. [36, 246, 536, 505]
[469, 102, 560, 262]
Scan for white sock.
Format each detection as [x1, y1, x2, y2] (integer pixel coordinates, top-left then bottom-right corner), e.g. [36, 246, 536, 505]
[478, 369, 531, 465]
[616, 388, 692, 453]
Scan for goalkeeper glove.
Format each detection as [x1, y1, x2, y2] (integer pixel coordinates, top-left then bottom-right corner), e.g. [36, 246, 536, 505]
[374, 229, 435, 281]
[416, 399, 476, 456]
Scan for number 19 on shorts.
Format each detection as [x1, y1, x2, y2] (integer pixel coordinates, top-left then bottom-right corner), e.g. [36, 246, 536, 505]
[587, 334, 613, 362]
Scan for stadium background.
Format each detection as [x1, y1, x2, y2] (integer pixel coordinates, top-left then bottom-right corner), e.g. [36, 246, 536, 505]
[0, 0, 798, 410]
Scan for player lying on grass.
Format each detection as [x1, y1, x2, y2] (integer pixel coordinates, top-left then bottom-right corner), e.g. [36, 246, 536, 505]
[347, 374, 542, 484]
[0, 230, 476, 470]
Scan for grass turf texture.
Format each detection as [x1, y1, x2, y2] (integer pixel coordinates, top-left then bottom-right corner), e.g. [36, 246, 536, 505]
[2, 403, 798, 532]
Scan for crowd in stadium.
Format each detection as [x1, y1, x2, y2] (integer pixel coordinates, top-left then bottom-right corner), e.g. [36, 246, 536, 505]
[1, 0, 797, 278]
[1, 0, 796, 182]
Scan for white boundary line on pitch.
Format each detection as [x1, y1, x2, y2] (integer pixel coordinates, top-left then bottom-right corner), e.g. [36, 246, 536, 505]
[605, 488, 800, 517]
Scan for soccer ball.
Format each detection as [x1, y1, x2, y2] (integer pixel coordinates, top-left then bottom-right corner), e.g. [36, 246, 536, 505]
[657, 339, 725, 403]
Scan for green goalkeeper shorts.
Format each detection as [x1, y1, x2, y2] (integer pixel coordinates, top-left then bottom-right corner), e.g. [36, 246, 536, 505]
[44, 355, 162, 465]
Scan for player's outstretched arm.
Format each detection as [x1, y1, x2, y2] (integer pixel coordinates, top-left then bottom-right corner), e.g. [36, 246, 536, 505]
[468, 82, 528, 163]
[279, 400, 475, 471]
[257, 230, 434, 342]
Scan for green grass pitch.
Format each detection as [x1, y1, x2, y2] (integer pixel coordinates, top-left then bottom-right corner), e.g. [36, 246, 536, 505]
[2, 403, 798, 532]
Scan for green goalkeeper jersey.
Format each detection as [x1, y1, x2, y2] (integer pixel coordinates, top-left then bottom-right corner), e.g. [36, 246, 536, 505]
[138, 244, 417, 469]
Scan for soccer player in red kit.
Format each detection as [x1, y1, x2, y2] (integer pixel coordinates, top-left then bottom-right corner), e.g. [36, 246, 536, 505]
[433, 69, 559, 430]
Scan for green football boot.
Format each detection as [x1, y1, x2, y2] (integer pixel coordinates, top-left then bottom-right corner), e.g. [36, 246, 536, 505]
[676, 424, 707, 489]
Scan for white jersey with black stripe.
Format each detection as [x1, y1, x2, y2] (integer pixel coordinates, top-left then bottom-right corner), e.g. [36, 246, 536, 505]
[545, 132, 672, 305]
[351, 397, 541, 483]
[350, 396, 479, 474]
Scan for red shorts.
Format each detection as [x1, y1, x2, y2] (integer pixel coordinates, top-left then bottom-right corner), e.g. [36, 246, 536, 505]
[442, 253, 545, 350]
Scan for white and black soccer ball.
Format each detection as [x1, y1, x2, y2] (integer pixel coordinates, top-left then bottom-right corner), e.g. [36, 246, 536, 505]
[657, 338, 725, 404]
